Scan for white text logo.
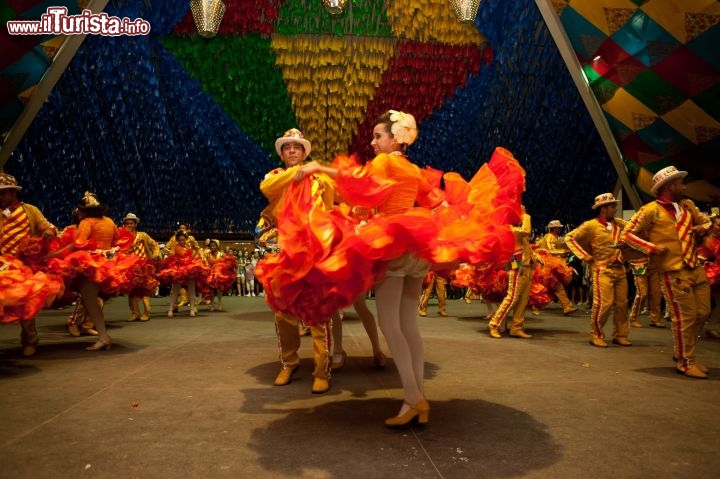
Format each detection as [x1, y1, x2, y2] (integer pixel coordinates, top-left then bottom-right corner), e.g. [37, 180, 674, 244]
[6, 7, 151, 36]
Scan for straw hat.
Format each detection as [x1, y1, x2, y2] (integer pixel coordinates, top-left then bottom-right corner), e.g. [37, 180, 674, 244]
[0, 172, 21, 190]
[650, 166, 687, 195]
[275, 128, 311, 158]
[123, 213, 140, 224]
[547, 220, 563, 229]
[592, 193, 619, 210]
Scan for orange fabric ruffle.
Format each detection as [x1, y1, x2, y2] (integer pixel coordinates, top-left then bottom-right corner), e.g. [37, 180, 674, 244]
[197, 254, 238, 298]
[157, 251, 210, 286]
[257, 147, 525, 326]
[0, 255, 65, 323]
[121, 258, 159, 298]
[533, 250, 573, 290]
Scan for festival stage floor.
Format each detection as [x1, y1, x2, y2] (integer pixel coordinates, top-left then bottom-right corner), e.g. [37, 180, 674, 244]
[1, 296, 719, 479]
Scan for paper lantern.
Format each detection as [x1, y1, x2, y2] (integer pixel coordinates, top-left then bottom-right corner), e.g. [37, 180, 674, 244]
[320, 0, 348, 15]
[190, 0, 226, 38]
[449, 0, 481, 23]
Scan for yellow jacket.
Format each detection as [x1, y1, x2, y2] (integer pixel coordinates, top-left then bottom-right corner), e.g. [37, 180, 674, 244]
[565, 217, 627, 266]
[508, 213, 534, 269]
[621, 199, 709, 272]
[0, 203, 56, 254]
[260, 165, 336, 221]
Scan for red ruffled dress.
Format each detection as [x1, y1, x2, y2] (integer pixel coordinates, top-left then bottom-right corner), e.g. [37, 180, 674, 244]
[699, 235, 720, 288]
[156, 247, 210, 287]
[196, 253, 238, 299]
[257, 147, 525, 326]
[115, 228, 160, 299]
[529, 249, 571, 309]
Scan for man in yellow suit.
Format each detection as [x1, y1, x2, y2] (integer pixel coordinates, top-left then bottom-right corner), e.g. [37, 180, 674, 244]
[622, 167, 711, 379]
[0, 173, 57, 356]
[565, 193, 631, 348]
[488, 206, 535, 339]
[259, 128, 335, 394]
[122, 213, 160, 321]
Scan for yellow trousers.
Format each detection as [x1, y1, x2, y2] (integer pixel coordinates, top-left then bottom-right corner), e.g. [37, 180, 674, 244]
[418, 277, 447, 315]
[490, 265, 532, 333]
[629, 268, 662, 325]
[589, 264, 629, 340]
[663, 266, 710, 371]
[275, 312, 331, 380]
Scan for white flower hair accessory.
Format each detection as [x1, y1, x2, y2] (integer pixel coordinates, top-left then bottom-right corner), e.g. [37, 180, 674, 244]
[388, 110, 418, 146]
[82, 191, 100, 207]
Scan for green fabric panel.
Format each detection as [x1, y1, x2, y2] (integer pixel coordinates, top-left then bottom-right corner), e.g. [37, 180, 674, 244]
[275, 0, 392, 37]
[624, 69, 686, 115]
[161, 35, 296, 157]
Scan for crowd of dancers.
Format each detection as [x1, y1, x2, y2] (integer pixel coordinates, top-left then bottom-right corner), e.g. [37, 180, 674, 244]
[2, 109, 717, 429]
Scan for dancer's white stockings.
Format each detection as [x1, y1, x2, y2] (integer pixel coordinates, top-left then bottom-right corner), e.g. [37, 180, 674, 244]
[375, 276, 425, 413]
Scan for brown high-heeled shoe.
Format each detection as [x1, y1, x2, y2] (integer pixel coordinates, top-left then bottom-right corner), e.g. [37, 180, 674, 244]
[374, 351, 386, 369]
[86, 338, 112, 351]
[384, 399, 430, 428]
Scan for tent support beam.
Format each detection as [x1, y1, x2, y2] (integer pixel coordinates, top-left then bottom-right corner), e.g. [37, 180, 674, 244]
[535, 0, 642, 210]
[0, 0, 109, 169]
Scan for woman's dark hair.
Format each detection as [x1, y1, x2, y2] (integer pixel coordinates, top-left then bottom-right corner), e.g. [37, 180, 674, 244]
[77, 192, 107, 218]
[70, 208, 80, 225]
[374, 111, 393, 136]
[175, 230, 187, 240]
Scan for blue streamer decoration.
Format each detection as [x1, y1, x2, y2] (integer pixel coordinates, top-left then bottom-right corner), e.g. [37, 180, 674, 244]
[412, 0, 617, 236]
[7, 0, 619, 239]
[7, 0, 273, 236]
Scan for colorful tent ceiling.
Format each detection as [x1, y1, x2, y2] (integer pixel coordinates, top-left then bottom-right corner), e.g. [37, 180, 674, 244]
[4, 0, 617, 235]
[555, 0, 720, 201]
[0, 0, 79, 140]
[165, 0, 487, 163]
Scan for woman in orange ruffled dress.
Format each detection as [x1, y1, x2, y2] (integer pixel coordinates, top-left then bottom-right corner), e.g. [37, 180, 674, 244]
[203, 239, 238, 312]
[288, 110, 525, 427]
[158, 230, 208, 318]
[294, 111, 438, 427]
[46, 192, 124, 351]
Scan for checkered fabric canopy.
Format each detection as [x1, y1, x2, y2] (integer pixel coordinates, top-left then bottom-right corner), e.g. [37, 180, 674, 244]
[556, 0, 720, 200]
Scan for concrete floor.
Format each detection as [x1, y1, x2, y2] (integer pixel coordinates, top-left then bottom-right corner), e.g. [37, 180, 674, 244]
[1, 296, 719, 479]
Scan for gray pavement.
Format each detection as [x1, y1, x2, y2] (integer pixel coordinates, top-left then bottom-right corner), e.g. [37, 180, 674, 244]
[1, 296, 719, 478]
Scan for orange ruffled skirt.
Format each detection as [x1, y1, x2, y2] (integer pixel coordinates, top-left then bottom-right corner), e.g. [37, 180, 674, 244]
[257, 147, 525, 326]
[0, 255, 65, 323]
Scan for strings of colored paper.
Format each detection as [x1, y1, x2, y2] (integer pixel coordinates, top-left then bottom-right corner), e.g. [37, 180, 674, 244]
[6, 0, 615, 237]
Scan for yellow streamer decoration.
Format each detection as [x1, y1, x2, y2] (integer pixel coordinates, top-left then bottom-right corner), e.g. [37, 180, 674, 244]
[385, 0, 485, 45]
[271, 34, 397, 162]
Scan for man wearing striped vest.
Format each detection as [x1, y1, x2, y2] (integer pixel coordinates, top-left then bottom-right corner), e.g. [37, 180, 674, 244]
[622, 166, 711, 379]
[0, 173, 57, 356]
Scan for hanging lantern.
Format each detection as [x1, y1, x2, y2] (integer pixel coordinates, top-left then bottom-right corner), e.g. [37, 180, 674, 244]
[321, 0, 348, 15]
[449, 0, 481, 23]
[190, 0, 226, 38]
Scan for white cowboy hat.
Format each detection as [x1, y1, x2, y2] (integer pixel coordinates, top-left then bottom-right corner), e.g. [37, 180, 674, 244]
[592, 193, 620, 210]
[547, 220, 563, 229]
[0, 172, 22, 190]
[274, 128, 311, 158]
[123, 212, 140, 223]
[650, 166, 687, 195]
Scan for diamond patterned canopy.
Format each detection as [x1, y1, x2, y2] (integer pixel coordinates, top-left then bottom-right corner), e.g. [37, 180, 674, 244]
[556, 0, 720, 201]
